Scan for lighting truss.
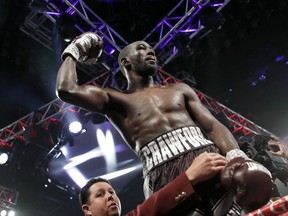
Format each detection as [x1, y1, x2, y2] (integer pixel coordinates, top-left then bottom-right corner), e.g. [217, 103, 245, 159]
[143, 0, 231, 67]
[20, 9, 55, 51]
[0, 185, 19, 206]
[3, 0, 277, 147]
[196, 92, 274, 137]
[62, 0, 130, 73]
[20, 0, 129, 78]
[0, 69, 275, 145]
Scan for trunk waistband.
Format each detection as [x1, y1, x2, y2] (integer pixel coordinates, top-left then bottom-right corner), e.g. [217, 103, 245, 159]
[137, 126, 214, 176]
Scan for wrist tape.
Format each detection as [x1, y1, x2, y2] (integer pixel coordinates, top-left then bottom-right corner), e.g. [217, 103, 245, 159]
[226, 149, 249, 161]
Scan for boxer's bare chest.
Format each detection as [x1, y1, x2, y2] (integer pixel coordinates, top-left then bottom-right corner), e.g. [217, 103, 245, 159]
[107, 84, 191, 148]
[107, 85, 186, 122]
[122, 86, 184, 114]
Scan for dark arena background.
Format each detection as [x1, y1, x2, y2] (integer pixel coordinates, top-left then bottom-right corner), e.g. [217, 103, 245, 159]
[1, 0, 288, 215]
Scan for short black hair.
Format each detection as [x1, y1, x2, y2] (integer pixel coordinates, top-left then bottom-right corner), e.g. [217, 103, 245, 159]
[79, 177, 112, 206]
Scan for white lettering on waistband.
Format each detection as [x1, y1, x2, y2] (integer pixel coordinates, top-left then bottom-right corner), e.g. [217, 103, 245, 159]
[138, 126, 213, 175]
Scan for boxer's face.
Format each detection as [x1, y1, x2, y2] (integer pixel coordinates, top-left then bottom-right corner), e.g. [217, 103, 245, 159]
[82, 182, 121, 216]
[127, 41, 158, 77]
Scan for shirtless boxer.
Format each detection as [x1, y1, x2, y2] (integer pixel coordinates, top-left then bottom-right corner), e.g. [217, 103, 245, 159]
[56, 32, 272, 215]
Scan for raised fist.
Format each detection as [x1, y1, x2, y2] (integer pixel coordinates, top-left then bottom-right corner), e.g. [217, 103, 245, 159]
[61, 32, 104, 64]
[221, 151, 273, 213]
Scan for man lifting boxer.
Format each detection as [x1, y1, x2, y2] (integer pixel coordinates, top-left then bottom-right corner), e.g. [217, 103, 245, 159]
[56, 32, 273, 215]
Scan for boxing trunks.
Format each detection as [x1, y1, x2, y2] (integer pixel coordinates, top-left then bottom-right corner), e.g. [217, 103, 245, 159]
[137, 126, 242, 215]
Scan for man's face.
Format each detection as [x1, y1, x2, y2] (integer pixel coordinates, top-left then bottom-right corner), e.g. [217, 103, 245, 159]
[127, 41, 158, 77]
[83, 182, 121, 216]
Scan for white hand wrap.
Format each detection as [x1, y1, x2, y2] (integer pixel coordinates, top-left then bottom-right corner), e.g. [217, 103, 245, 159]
[62, 43, 81, 61]
[226, 149, 249, 161]
[61, 32, 103, 64]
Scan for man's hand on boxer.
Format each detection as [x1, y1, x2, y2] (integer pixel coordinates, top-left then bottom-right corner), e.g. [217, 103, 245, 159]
[268, 139, 288, 158]
[61, 32, 104, 64]
[221, 149, 273, 213]
[185, 152, 227, 185]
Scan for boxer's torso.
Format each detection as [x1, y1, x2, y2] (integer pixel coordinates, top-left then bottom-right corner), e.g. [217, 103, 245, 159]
[105, 83, 196, 151]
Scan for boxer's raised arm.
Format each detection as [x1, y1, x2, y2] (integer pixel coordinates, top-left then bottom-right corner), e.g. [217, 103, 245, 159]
[56, 32, 110, 114]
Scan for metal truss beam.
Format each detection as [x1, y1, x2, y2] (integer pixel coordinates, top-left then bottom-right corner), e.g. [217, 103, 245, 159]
[20, 0, 230, 76]
[20, 0, 129, 78]
[143, 0, 231, 67]
[20, 9, 56, 51]
[0, 69, 276, 145]
[0, 185, 19, 206]
[0, 71, 110, 143]
[196, 91, 274, 138]
[62, 0, 129, 72]
[4, 0, 277, 147]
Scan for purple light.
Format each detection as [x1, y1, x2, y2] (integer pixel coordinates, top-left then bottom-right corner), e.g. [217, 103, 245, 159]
[46, 12, 61, 16]
[192, 0, 200, 5]
[172, 46, 177, 54]
[258, 75, 266, 81]
[109, 48, 115, 55]
[276, 55, 284, 62]
[163, 20, 173, 28]
[251, 81, 257, 86]
[211, 3, 224, 7]
[179, 29, 197, 33]
[160, 35, 174, 49]
[65, 0, 80, 15]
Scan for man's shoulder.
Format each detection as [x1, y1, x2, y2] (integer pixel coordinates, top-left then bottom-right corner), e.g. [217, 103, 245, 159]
[105, 87, 139, 99]
[166, 82, 191, 89]
[105, 86, 125, 94]
[166, 82, 197, 97]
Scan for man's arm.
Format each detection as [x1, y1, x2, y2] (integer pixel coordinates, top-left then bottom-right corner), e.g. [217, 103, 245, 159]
[181, 83, 239, 155]
[55, 32, 110, 114]
[125, 152, 227, 216]
[56, 56, 109, 114]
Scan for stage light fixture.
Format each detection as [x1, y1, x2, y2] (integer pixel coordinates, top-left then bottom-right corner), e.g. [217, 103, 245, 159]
[65, 108, 91, 136]
[173, 34, 196, 57]
[0, 151, 10, 165]
[0, 209, 15, 216]
[47, 118, 64, 145]
[56, 13, 79, 43]
[0, 210, 6, 216]
[29, 0, 48, 13]
[68, 121, 83, 135]
[196, 4, 225, 30]
[8, 211, 15, 216]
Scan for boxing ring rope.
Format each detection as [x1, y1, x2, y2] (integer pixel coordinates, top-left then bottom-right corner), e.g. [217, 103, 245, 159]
[245, 196, 288, 216]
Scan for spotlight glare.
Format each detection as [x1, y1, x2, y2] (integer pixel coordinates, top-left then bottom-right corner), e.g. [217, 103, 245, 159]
[64, 38, 72, 43]
[0, 210, 7, 216]
[99, 166, 141, 180]
[68, 121, 83, 134]
[0, 152, 9, 165]
[8, 211, 15, 216]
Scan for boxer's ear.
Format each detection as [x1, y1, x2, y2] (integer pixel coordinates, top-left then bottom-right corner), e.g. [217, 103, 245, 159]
[121, 58, 130, 67]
